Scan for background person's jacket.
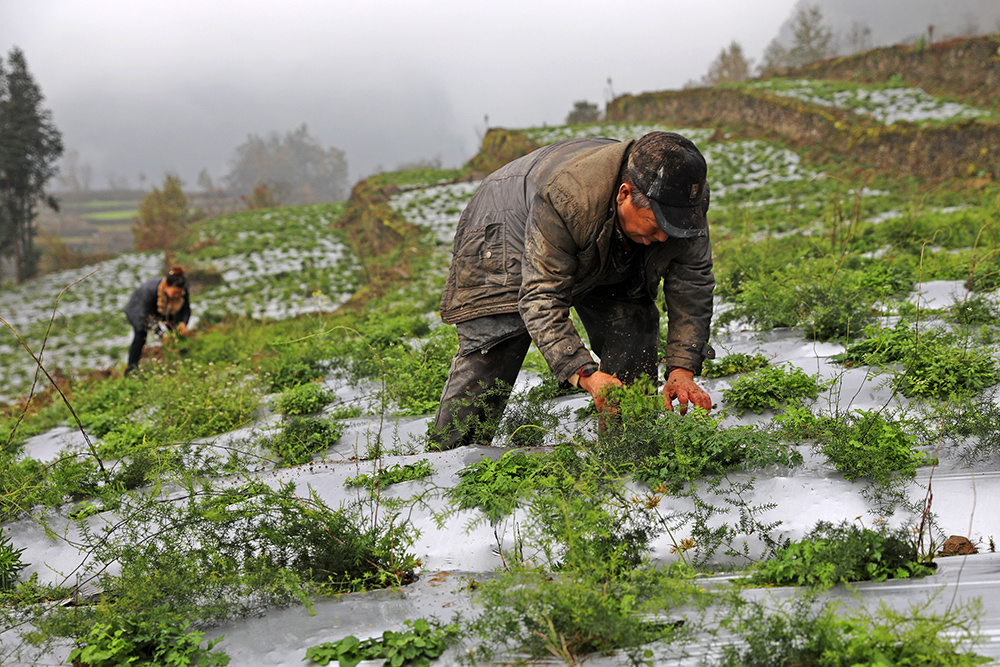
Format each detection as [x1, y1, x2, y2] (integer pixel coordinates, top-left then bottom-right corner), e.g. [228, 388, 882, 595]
[439, 137, 715, 382]
[125, 278, 191, 332]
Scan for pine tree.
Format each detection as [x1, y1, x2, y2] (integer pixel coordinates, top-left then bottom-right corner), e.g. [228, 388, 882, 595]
[0, 47, 64, 283]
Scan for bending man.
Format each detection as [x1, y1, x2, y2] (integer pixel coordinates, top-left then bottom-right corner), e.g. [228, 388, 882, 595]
[432, 131, 715, 450]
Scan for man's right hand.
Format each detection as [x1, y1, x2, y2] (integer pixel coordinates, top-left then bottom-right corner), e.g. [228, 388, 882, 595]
[579, 370, 623, 413]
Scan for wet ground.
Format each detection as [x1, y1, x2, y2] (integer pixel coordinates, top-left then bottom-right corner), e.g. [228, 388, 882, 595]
[4, 280, 1000, 665]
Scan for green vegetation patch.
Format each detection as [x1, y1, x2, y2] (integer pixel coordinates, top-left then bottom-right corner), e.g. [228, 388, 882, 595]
[448, 446, 585, 523]
[719, 596, 989, 667]
[264, 415, 344, 466]
[68, 610, 230, 667]
[0, 532, 27, 591]
[834, 321, 1000, 398]
[821, 409, 930, 485]
[939, 388, 1000, 465]
[85, 482, 414, 623]
[749, 520, 933, 588]
[274, 382, 333, 417]
[723, 365, 828, 415]
[469, 564, 705, 665]
[596, 380, 801, 491]
[716, 254, 882, 341]
[702, 351, 770, 378]
[345, 459, 433, 494]
[82, 210, 138, 221]
[464, 448, 713, 664]
[305, 618, 458, 666]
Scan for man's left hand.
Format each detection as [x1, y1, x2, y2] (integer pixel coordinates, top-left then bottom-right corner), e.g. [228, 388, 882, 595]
[662, 368, 712, 415]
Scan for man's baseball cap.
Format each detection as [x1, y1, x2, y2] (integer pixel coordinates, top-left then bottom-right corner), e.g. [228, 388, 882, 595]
[626, 131, 709, 238]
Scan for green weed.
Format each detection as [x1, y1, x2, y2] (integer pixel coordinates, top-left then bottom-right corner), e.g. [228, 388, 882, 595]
[447, 446, 586, 523]
[723, 365, 828, 415]
[264, 416, 344, 466]
[259, 355, 327, 393]
[934, 387, 1000, 465]
[494, 385, 569, 447]
[345, 459, 433, 494]
[305, 618, 458, 666]
[597, 380, 801, 491]
[715, 255, 878, 341]
[381, 325, 457, 416]
[899, 342, 999, 398]
[702, 352, 770, 378]
[820, 409, 930, 486]
[0, 571, 74, 606]
[749, 520, 933, 588]
[950, 293, 1000, 325]
[275, 382, 333, 417]
[835, 318, 1000, 398]
[718, 595, 988, 666]
[0, 532, 26, 591]
[771, 405, 830, 440]
[67, 609, 230, 667]
[469, 564, 704, 665]
[832, 320, 921, 367]
[37, 480, 420, 638]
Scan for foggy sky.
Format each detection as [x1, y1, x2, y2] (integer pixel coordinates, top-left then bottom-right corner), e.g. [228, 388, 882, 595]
[0, 0, 802, 189]
[3, 0, 994, 191]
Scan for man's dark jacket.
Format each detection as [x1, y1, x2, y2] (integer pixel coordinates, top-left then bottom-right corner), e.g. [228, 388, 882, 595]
[439, 137, 715, 383]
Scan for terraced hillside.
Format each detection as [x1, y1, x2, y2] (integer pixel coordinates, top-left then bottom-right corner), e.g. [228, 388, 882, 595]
[605, 34, 1000, 185]
[1, 35, 1000, 667]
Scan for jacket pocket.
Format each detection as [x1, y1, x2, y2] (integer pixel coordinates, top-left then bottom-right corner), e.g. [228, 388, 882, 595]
[481, 221, 506, 284]
[454, 213, 508, 288]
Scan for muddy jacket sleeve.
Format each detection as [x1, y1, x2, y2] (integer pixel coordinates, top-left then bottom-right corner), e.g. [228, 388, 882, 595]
[517, 191, 596, 382]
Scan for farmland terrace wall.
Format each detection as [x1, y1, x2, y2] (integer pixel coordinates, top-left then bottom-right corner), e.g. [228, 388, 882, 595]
[337, 179, 421, 258]
[333, 178, 427, 306]
[606, 87, 999, 183]
[463, 128, 542, 176]
[336, 129, 539, 277]
[793, 35, 1000, 112]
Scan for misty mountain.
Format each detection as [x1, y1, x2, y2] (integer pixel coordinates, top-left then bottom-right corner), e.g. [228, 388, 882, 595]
[775, 0, 1000, 52]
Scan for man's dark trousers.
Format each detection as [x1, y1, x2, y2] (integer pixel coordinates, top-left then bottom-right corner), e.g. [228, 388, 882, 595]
[430, 289, 659, 450]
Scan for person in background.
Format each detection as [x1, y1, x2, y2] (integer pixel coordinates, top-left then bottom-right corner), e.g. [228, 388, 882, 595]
[124, 266, 191, 375]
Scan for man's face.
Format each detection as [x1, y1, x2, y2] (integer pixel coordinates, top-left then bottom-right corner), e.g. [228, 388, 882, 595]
[616, 183, 668, 245]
